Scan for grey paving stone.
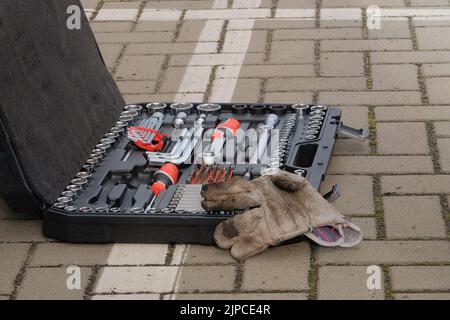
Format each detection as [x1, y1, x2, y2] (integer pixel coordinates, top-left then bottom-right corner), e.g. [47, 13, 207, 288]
[175, 266, 236, 292]
[372, 64, 419, 90]
[381, 175, 450, 194]
[395, 292, 450, 300]
[167, 292, 308, 300]
[317, 240, 450, 265]
[320, 52, 364, 77]
[171, 244, 236, 265]
[0, 220, 46, 242]
[0, 244, 30, 295]
[115, 55, 166, 80]
[434, 122, 450, 136]
[269, 41, 315, 64]
[17, 267, 92, 300]
[117, 80, 156, 94]
[91, 293, 160, 300]
[391, 266, 450, 291]
[427, 77, 450, 104]
[416, 27, 450, 50]
[31, 243, 113, 267]
[377, 122, 429, 154]
[328, 156, 433, 174]
[318, 266, 384, 300]
[242, 243, 310, 291]
[266, 77, 366, 92]
[320, 175, 374, 216]
[437, 138, 450, 172]
[383, 196, 446, 239]
[319, 91, 422, 106]
[376, 106, 450, 122]
[95, 266, 178, 294]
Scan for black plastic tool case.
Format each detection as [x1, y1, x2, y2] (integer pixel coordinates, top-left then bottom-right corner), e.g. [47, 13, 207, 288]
[0, 0, 124, 217]
[0, 1, 367, 245]
[41, 102, 354, 244]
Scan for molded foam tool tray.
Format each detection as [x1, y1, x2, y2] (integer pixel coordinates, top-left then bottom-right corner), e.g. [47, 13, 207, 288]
[43, 102, 365, 244]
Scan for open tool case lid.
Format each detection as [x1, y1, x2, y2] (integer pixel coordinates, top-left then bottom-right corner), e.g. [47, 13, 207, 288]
[0, 0, 124, 216]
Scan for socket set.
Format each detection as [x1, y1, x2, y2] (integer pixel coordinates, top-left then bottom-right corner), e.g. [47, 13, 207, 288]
[43, 102, 367, 244]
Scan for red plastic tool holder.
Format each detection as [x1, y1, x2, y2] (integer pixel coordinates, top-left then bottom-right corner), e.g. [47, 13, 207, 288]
[128, 126, 168, 152]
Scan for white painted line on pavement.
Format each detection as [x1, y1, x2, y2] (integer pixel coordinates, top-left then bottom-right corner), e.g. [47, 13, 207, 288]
[171, 2, 261, 297]
[95, 9, 139, 21]
[184, 8, 271, 20]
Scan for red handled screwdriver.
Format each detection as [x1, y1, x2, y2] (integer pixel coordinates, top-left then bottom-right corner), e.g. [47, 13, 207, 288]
[145, 163, 179, 212]
[203, 118, 241, 165]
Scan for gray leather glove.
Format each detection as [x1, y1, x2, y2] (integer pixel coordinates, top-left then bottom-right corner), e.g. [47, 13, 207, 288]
[201, 170, 348, 260]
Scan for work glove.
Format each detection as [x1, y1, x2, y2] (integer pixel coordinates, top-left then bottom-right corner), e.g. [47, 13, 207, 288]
[201, 170, 356, 260]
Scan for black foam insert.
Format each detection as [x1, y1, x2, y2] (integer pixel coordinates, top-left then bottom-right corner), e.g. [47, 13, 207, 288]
[0, 0, 124, 208]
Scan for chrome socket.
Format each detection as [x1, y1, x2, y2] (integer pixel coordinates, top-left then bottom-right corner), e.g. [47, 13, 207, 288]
[110, 126, 125, 135]
[124, 104, 143, 114]
[64, 206, 77, 213]
[170, 102, 194, 115]
[66, 184, 82, 194]
[309, 120, 322, 126]
[269, 105, 287, 115]
[197, 103, 222, 115]
[310, 115, 324, 121]
[115, 121, 128, 129]
[121, 110, 139, 118]
[119, 115, 134, 124]
[57, 197, 73, 205]
[146, 102, 167, 114]
[82, 164, 95, 173]
[89, 153, 103, 162]
[86, 158, 99, 168]
[91, 149, 106, 158]
[96, 143, 111, 152]
[311, 105, 327, 111]
[105, 132, 120, 140]
[61, 190, 77, 199]
[130, 207, 145, 214]
[250, 104, 267, 114]
[95, 207, 108, 213]
[292, 104, 309, 118]
[75, 171, 92, 181]
[79, 207, 92, 213]
[53, 202, 67, 209]
[232, 104, 248, 114]
[71, 178, 88, 189]
[100, 138, 116, 147]
[310, 110, 326, 116]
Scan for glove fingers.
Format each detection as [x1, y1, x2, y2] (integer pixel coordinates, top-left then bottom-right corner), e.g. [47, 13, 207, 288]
[201, 177, 254, 200]
[201, 192, 261, 210]
[214, 220, 239, 249]
[299, 183, 347, 227]
[214, 208, 264, 249]
[230, 235, 269, 261]
[268, 171, 307, 192]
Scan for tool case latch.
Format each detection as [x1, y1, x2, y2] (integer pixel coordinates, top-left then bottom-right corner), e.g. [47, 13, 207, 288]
[323, 183, 341, 203]
[338, 122, 368, 141]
